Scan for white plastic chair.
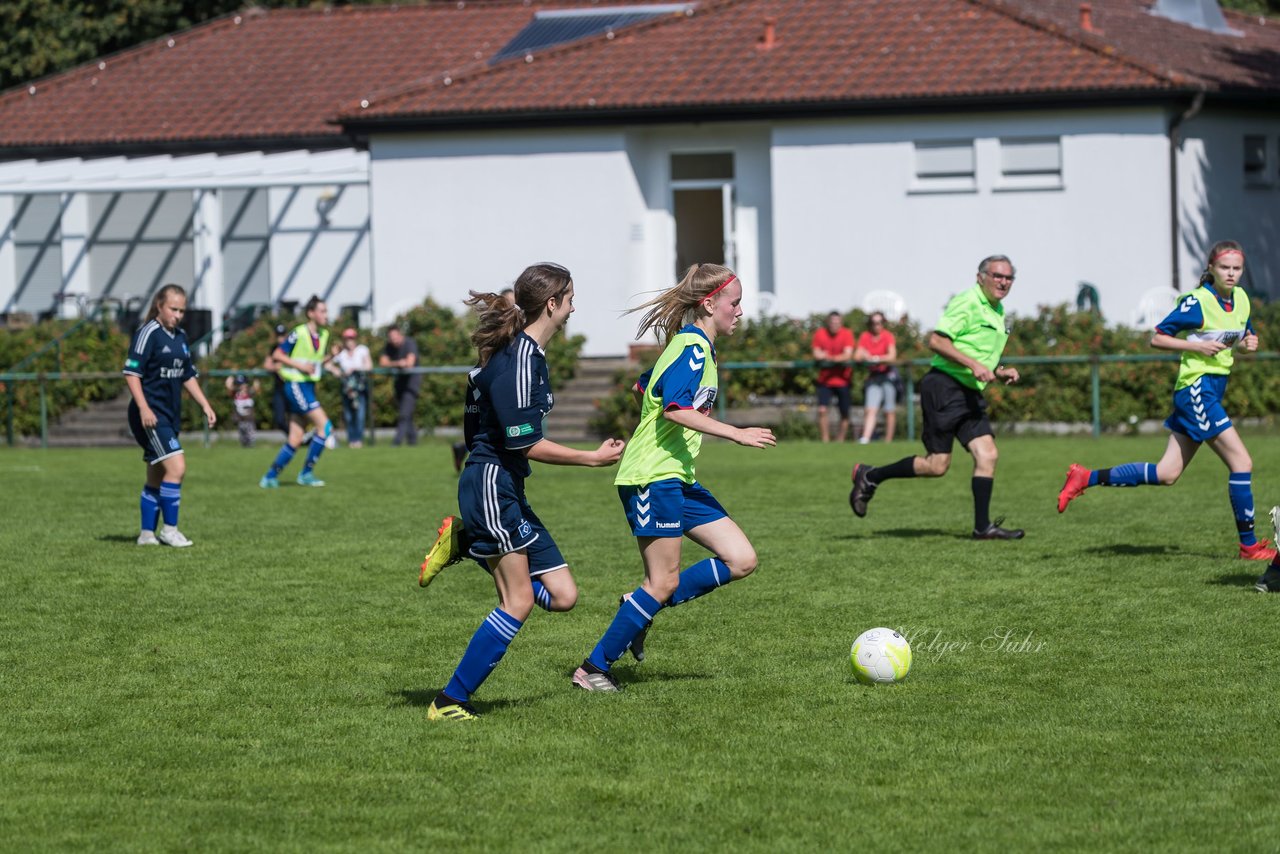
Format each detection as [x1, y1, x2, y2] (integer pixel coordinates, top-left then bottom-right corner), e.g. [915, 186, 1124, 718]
[1132, 286, 1179, 329]
[861, 289, 906, 321]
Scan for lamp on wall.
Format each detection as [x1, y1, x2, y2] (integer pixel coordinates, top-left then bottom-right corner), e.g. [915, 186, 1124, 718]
[315, 187, 338, 226]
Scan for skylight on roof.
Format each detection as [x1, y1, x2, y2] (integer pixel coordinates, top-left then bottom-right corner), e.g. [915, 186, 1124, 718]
[491, 4, 694, 64]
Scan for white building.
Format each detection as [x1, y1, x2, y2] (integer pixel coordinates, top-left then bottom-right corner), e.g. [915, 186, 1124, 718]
[1, 0, 1277, 354]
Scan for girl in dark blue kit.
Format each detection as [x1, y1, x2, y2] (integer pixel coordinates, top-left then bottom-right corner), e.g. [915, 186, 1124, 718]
[419, 262, 624, 721]
[123, 284, 216, 547]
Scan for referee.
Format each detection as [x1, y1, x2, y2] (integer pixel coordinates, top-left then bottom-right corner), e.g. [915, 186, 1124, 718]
[849, 255, 1024, 540]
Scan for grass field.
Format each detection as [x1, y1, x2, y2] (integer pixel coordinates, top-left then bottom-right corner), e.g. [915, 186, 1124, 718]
[3, 434, 1279, 851]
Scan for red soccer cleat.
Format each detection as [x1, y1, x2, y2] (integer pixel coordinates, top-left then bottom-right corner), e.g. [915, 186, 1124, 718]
[1239, 538, 1278, 561]
[1057, 463, 1091, 513]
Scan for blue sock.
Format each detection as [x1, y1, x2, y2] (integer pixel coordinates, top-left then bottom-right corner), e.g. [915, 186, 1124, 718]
[588, 588, 661, 671]
[1097, 462, 1157, 487]
[1229, 472, 1258, 546]
[158, 481, 181, 527]
[301, 435, 325, 475]
[669, 557, 729, 607]
[268, 444, 297, 478]
[442, 608, 523, 704]
[532, 580, 552, 611]
[140, 485, 160, 531]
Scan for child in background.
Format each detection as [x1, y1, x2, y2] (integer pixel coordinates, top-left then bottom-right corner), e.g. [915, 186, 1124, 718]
[225, 373, 259, 448]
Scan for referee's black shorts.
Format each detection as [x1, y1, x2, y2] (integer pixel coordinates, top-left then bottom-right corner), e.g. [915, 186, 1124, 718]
[920, 369, 994, 455]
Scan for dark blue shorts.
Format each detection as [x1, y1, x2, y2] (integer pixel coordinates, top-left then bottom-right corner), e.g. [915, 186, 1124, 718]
[458, 462, 566, 577]
[127, 408, 183, 464]
[1165, 374, 1232, 442]
[617, 478, 728, 538]
[284, 381, 321, 415]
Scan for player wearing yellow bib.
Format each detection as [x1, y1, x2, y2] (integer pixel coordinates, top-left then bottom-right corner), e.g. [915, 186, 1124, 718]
[572, 263, 776, 692]
[1057, 240, 1275, 562]
[259, 295, 339, 488]
[849, 255, 1025, 539]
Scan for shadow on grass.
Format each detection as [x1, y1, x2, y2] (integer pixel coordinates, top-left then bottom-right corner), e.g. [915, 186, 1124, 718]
[1206, 572, 1260, 588]
[1082, 544, 1184, 556]
[835, 528, 968, 540]
[615, 669, 714, 686]
[390, 688, 555, 713]
[98, 533, 143, 543]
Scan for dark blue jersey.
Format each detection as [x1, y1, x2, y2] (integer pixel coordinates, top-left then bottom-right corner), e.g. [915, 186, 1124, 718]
[122, 320, 197, 424]
[464, 332, 552, 479]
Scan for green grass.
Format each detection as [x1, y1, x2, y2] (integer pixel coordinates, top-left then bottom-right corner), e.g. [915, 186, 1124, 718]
[2, 435, 1279, 852]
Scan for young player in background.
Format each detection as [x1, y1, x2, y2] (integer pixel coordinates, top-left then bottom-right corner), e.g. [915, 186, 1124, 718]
[123, 284, 216, 547]
[572, 263, 776, 693]
[259, 296, 338, 488]
[1057, 240, 1275, 561]
[225, 372, 259, 448]
[418, 263, 624, 721]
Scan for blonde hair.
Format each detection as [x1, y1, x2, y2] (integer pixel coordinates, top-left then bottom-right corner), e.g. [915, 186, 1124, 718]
[630, 263, 736, 343]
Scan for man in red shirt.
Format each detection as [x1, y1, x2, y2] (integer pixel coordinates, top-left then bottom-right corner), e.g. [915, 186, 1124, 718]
[812, 311, 855, 442]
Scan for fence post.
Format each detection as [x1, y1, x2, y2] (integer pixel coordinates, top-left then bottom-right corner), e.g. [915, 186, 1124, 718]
[1090, 358, 1101, 438]
[905, 371, 916, 442]
[5, 384, 13, 447]
[39, 377, 48, 449]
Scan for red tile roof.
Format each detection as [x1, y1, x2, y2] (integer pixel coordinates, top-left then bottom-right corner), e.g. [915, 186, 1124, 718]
[0, 0, 1276, 152]
[347, 0, 1188, 125]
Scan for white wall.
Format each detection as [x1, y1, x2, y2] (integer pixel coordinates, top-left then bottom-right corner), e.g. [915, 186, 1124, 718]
[1179, 110, 1280, 303]
[370, 125, 773, 355]
[771, 108, 1174, 329]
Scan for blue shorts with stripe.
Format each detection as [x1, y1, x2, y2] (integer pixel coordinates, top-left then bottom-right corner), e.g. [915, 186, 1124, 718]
[1165, 374, 1232, 442]
[284, 381, 321, 414]
[458, 462, 566, 577]
[127, 407, 183, 464]
[617, 478, 728, 538]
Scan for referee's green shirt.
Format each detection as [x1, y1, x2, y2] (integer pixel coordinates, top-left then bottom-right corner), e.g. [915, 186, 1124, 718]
[929, 284, 1009, 391]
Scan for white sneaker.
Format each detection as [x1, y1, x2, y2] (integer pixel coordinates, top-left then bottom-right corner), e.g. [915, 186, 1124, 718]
[858, 437, 871, 445]
[1271, 506, 1280, 539]
[157, 526, 193, 548]
[137, 531, 160, 546]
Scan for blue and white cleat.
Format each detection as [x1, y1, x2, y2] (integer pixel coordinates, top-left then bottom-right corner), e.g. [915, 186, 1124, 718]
[296, 472, 326, 487]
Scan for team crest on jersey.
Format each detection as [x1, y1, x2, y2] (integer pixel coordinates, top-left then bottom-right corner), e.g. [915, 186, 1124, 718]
[692, 386, 717, 415]
[168, 437, 180, 450]
[518, 520, 532, 538]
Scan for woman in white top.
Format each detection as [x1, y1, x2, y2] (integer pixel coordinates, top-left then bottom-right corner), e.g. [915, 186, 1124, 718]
[334, 328, 373, 447]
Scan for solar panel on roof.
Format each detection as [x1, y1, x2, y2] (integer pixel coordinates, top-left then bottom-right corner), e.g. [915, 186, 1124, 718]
[491, 4, 693, 64]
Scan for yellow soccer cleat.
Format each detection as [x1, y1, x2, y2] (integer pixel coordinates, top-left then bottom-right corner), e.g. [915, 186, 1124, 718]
[427, 698, 479, 721]
[419, 515, 465, 588]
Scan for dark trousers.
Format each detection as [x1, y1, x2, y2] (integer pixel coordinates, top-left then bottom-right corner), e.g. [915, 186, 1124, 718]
[393, 390, 418, 445]
[271, 383, 288, 432]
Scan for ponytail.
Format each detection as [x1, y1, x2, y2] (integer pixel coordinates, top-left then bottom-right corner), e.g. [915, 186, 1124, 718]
[629, 263, 736, 343]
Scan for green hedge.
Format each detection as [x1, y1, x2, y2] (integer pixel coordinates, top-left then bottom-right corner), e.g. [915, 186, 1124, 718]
[589, 303, 1280, 438]
[1, 298, 585, 438]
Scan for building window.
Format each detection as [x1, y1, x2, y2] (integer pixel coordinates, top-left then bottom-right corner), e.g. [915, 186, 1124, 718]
[998, 137, 1063, 190]
[911, 141, 976, 193]
[1243, 135, 1269, 187]
[670, 152, 736, 276]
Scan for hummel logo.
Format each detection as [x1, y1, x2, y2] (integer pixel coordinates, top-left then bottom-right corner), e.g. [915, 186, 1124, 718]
[637, 489, 649, 500]
[636, 502, 650, 514]
[688, 346, 705, 371]
[1180, 295, 1199, 313]
[1214, 417, 1230, 426]
[637, 514, 651, 526]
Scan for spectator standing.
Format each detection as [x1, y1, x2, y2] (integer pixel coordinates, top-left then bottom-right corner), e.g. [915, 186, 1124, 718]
[811, 311, 854, 443]
[334, 328, 372, 447]
[380, 327, 422, 446]
[855, 312, 899, 444]
[224, 372, 260, 448]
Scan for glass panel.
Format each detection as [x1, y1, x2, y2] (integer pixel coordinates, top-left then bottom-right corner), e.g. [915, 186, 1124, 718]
[1001, 138, 1061, 176]
[914, 142, 974, 178]
[672, 152, 734, 181]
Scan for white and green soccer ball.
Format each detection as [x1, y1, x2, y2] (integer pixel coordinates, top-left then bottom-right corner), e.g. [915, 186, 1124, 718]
[850, 627, 912, 685]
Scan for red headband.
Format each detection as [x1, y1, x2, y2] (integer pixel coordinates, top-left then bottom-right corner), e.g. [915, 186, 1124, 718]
[1211, 248, 1244, 262]
[704, 274, 738, 301]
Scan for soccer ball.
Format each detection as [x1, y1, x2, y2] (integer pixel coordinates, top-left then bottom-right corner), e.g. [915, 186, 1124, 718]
[850, 627, 912, 685]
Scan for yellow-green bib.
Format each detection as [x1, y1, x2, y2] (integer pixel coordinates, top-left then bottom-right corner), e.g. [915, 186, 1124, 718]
[1175, 286, 1249, 390]
[278, 324, 329, 383]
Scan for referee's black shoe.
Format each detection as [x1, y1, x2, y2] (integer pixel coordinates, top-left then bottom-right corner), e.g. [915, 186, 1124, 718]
[849, 463, 876, 518]
[973, 518, 1024, 540]
[1256, 566, 1280, 593]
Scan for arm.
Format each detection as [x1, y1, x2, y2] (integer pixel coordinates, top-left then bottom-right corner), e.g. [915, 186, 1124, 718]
[525, 437, 624, 467]
[183, 376, 217, 427]
[1150, 332, 1226, 357]
[662, 408, 775, 448]
[928, 332, 994, 384]
[884, 340, 898, 362]
[125, 375, 157, 428]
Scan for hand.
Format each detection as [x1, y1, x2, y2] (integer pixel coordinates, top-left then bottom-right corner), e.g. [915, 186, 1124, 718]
[140, 405, 157, 429]
[593, 438, 625, 466]
[996, 366, 1020, 385]
[203, 405, 217, 428]
[1241, 332, 1259, 353]
[1191, 339, 1227, 357]
[972, 364, 997, 384]
[733, 426, 776, 449]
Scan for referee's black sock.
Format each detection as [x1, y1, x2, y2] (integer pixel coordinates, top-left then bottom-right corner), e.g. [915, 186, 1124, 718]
[972, 476, 994, 531]
[869, 456, 918, 484]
